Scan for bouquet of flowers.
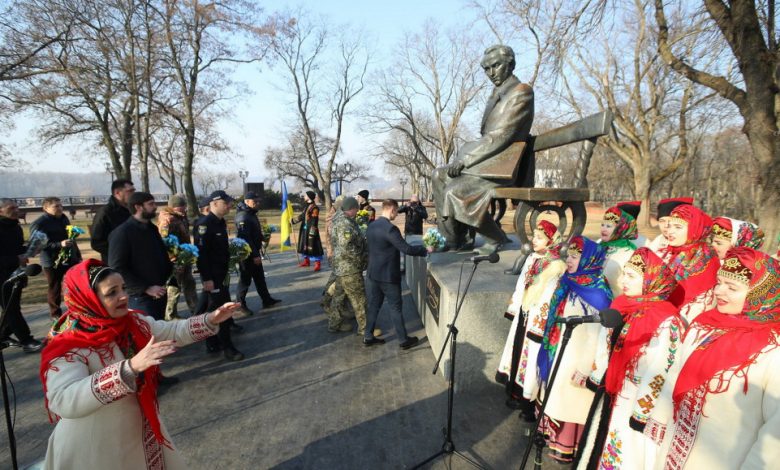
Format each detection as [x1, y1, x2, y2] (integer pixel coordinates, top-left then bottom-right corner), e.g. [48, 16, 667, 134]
[226, 238, 252, 285]
[422, 228, 446, 252]
[261, 221, 278, 234]
[355, 209, 370, 233]
[163, 234, 180, 254]
[54, 225, 85, 268]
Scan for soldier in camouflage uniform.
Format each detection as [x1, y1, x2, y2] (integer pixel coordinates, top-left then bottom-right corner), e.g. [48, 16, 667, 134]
[325, 197, 368, 334]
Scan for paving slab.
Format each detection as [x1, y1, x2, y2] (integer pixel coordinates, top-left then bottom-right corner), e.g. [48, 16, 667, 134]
[1, 251, 570, 469]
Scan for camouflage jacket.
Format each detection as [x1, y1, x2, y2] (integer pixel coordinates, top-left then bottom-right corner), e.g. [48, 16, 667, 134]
[329, 211, 367, 276]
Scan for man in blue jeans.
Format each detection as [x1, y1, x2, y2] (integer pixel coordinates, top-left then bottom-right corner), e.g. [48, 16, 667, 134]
[363, 199, 432, 349]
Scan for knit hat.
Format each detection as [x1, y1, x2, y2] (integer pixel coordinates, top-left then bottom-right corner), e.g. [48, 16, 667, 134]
[129, 191, 155, 209]
[341, 197, 359, 211]
[357, 190, 369, 200]
[168, 194, 186, 208]
[305, 191, 316, 202]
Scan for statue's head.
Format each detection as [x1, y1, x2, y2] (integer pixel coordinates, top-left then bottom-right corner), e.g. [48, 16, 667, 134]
[481, 45, 515, 87]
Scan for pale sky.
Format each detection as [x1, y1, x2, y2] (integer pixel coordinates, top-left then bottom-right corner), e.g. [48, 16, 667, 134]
[2, 0, 480, 187]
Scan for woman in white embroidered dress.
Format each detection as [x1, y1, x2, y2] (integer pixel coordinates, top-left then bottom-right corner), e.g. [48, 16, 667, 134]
[536, 236, 613, 463]
[646, 247, 780, 469]
[588, 201, 643, 391]
[40, 260, 241, 470]
[576, 248, 684, 470]
[497, 220, 565, 420]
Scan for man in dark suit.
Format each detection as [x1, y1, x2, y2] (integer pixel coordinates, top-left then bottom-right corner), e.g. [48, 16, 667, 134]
[363, 199, 432, 349]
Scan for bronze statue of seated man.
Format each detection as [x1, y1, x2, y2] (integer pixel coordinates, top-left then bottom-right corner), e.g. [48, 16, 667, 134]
[432, 44, 534, 255]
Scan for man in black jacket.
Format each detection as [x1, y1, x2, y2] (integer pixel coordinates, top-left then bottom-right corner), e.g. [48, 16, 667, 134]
[30, 197, 82, 319]
[108, 191, 171, 320]
[197, 190, 243, 361]
[397, 194, 428, 236]
[363, 199, 431, 349]
[0, 198, 43, 352]
[234, 191, 280, 314]
[90, 179, 135, 261]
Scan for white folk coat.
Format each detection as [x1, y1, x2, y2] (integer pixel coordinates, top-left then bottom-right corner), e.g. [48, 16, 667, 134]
[43, 314, 216, 470]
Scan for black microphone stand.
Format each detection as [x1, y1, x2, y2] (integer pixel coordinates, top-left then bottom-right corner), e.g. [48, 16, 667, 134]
[519, 321, 580, 470]
[411, 259, 486, 470]
[0, 279, 24, 470]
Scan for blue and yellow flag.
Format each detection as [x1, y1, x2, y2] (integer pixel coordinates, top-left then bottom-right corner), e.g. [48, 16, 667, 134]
[280, 181, 294, 251]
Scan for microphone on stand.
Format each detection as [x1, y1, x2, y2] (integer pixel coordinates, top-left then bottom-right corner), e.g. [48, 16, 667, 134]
[4, 264, 42, 286]
[554, 308, 624, 328]
[468, 252, 500, 264]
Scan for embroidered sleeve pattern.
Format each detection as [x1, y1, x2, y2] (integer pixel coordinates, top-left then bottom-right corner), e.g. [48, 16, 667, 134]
[90, 362, 134, 404]
[188, 313, 217, 342]
[632, 318, 682, 424]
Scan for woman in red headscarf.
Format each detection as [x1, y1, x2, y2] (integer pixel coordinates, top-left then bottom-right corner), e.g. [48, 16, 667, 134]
[497, 220, 565, 420]
[40, 259, 241, 469]
[646, 248, 780, 469]
[660, 204, 719, 325]
[710, 216, 765, 261]
[576, 248, 684, 470]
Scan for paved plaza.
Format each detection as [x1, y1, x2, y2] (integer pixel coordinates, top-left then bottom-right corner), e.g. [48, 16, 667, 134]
[0, 251, 572, 469]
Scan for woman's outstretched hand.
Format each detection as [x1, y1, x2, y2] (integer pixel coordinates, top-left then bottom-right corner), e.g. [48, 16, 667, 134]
[208, 302, 243, 325]
[129, 336, 177, 373]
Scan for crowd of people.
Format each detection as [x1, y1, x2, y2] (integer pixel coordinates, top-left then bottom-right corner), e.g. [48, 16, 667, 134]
[0, 181, 436, 468]
[4, 182, 779, 469]
[497, 197, 780, 469]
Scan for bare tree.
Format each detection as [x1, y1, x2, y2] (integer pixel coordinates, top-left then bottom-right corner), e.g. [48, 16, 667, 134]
[153, 0, 270, 214]
[365, 20, 485, 191]
[266, 12, 368, 210]
[264, 126, 367, 202]
[654, 0, 780, 249]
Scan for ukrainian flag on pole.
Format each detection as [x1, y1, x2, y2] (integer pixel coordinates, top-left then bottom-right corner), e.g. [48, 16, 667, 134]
[280, 181, 294, 251]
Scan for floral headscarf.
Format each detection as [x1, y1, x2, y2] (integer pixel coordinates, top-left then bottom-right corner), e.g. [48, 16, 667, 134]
[662, 204, 720, 307]
[39, 259, 170, 447]
[711, 216, 765, 250]
[605, 248, 680, 396]
[673, 248, 780, 418]
[537, 236, 612, 383]
[601, 203, 639, 253]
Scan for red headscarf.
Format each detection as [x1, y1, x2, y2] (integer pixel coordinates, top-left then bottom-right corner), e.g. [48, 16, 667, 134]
[662, 204, 719, 307]
[605, 248, 680, 397]
[672, 247, 780, 418]
[39, 259, 169, 447]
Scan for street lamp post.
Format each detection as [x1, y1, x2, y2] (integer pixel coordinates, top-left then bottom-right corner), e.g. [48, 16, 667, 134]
[333, 163, 352, 195]
[104, 162, 115, 182]
[239, 170, 249, 193]
[399, 176, 408, 203]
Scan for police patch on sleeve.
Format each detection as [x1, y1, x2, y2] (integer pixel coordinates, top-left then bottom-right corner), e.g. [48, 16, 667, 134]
[198, 225, 207, 235]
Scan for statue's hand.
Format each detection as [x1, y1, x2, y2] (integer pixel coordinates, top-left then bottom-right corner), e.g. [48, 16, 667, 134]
[447, 162, 465, 178]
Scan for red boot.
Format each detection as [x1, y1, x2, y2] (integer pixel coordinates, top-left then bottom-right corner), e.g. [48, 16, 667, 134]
[298, 258, 310, 267]
[313, 261, 321, 272]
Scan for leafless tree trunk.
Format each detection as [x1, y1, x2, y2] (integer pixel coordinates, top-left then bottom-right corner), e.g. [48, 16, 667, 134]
[654, 0, 780, 250]
[268, 12, 368, 210]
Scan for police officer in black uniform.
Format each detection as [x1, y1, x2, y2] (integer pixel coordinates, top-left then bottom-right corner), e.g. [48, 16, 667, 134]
[235, 191, 281, 314]
[195, 190, 244, 361]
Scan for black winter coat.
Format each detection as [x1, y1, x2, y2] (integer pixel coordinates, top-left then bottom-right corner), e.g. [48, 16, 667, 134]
[108, 217, 172, 295]
[0, 217, 25, 282]
[30, 213, 82, 268]
[234, 202, 265, 258]
[90, 196, 131, 261]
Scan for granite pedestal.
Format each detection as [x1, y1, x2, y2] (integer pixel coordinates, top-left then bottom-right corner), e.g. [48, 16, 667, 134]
[406, 235, 519, 391]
